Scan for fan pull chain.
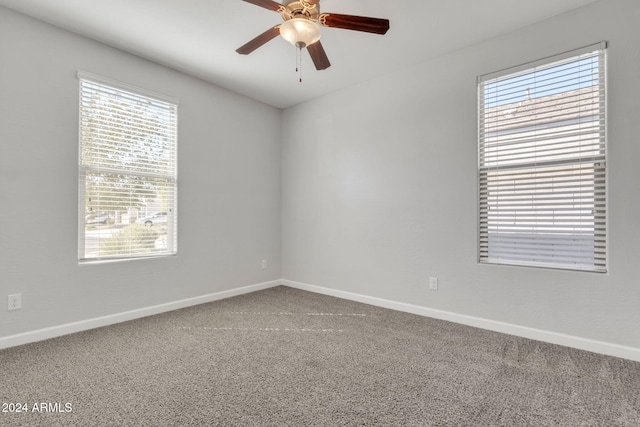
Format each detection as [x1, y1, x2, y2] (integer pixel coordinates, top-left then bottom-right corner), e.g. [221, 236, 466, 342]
[296, 46, 303, 83]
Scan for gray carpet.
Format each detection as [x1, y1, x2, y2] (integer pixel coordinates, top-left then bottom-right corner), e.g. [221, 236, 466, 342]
[1, 286, 639, 426]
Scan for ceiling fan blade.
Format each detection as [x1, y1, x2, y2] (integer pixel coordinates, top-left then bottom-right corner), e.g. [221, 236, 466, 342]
[307, 41, 331, 70]
[236, 26, 281, 55]
[240, 0, 283, 12]
[320, 13, 390, 35]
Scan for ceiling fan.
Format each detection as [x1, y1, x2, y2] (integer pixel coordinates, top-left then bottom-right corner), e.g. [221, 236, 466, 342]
[236, 0, 390, 71]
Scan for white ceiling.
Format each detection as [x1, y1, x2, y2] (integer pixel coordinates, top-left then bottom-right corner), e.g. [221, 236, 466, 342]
[0, 0, 598, 109]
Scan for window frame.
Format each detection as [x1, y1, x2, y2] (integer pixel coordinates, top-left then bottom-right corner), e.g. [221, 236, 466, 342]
[477, 43, 607, 272]
[78, 71, 179, 263]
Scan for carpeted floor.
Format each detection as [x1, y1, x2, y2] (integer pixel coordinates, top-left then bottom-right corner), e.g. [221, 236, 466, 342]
[1, 285, 639, 426]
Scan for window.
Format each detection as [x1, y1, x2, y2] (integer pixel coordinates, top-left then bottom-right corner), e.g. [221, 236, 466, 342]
[478, 43, 606, 272]
[78, 72, 178, 261]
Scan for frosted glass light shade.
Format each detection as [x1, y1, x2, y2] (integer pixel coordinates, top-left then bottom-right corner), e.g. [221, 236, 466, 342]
[280, 18, 321, 48]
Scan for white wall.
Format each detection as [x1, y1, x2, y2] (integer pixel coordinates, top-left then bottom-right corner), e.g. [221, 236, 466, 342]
[282, 0, 640, 352]
[0, 7, 282, 339]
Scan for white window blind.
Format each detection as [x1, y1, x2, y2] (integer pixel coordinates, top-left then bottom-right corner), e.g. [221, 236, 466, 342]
[478, 43, 606, 272]
[78, 72, 178, 261]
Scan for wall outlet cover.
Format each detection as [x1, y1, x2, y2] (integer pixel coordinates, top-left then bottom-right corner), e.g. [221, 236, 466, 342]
[8, 294, 22, 311]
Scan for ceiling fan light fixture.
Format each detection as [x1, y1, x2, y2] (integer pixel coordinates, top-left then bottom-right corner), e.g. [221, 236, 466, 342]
[280, 18, 321, 48]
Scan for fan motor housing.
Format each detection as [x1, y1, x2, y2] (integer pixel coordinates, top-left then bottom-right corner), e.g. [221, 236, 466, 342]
[281, 0, 320, 22]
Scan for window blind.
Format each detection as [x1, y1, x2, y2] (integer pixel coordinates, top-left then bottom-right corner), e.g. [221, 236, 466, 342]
[78, 72, 178, 261]
[478, 43, 606, 272]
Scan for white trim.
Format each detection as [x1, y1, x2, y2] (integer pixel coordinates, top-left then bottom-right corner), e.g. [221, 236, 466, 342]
[5, 278, 638, 362]
[0, 280, 282, 350]
[282, 279, 640, 362]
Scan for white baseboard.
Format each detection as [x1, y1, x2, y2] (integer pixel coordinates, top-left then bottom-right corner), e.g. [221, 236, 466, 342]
[0, 279, 282, 350]
[283, 279, 640, 362]
[4, 278, 639, 362]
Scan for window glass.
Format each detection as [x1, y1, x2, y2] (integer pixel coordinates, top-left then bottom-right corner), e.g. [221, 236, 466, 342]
[78, 72, 178, 261]
[478, 43, 606, 272]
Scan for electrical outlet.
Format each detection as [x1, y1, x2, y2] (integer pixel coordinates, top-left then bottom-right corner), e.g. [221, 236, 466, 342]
[429, 277, 438, 291]
[261, 259, 268, 269]
[8, 294, 22, 311]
